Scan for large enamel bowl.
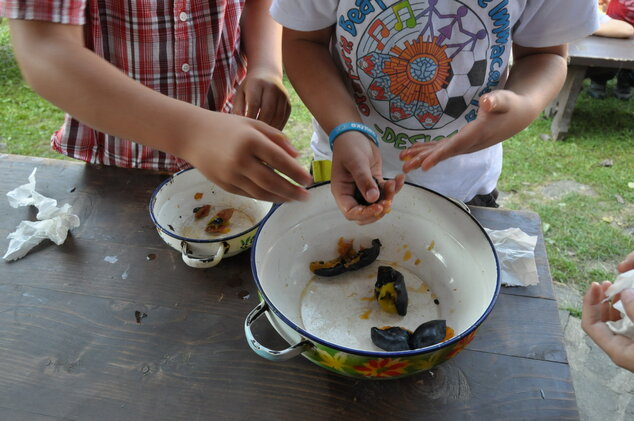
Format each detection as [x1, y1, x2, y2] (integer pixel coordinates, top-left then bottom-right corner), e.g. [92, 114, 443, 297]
[245, 182, 500, 379]
[149, 168, 273, 268]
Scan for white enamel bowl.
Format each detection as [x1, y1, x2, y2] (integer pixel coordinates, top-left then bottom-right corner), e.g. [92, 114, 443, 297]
[149, 168, 273, 268]
[245, 182, 500, 379]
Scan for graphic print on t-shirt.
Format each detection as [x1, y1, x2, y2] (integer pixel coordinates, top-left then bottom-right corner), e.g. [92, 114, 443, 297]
[338, 0, 510, 144]
[357, 0, 487, 130]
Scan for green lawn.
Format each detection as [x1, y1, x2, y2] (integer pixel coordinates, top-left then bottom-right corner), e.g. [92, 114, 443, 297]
[1, 20, 632, 301]
[0, 21, 69, 159]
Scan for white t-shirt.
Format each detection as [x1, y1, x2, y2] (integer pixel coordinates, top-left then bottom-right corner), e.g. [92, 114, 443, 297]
[272, 0, 598, 202]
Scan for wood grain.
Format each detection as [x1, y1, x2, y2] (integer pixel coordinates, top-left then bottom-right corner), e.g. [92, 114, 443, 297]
[0, 154, 578, 420]
[0, 285, 577, 421]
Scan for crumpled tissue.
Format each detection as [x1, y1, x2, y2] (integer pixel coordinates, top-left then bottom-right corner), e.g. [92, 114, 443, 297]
[604, 269, 634, 340]
[3, 168, 80, 261]
[485, 227, 539, 287]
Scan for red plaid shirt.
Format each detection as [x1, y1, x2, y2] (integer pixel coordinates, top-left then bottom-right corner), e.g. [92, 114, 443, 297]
[1, 0, 247, 171]
[607, 0, 634, 25]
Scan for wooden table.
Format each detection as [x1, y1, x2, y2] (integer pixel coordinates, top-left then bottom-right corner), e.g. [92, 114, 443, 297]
[547, 35, 634, 140]
[0, 154, 578, 420]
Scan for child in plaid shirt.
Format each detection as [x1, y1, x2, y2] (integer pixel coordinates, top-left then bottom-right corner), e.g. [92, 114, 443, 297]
[0, 0, 312, 203]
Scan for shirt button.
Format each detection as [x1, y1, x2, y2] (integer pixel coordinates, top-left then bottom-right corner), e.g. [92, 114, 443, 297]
[181, 63, 190, 73]
[179, 12, 188, 21]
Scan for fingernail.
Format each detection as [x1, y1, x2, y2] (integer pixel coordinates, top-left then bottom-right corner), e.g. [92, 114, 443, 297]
[622, 288, 634, 303]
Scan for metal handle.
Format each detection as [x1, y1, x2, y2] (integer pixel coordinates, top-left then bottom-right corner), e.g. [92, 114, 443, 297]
[244, 301, 311, 361]
[180, 240, 226, 268]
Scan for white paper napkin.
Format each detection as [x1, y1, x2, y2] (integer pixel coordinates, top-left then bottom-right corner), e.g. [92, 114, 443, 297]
[604, 270, 634, 340]
[485, 227, 539, 287]
[3, 168, 80, 261]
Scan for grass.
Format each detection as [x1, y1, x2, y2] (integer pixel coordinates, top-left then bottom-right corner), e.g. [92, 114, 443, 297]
[0, 21, 68, 159]
[1, 19, 632, 294]
[499, 91, 634, 290]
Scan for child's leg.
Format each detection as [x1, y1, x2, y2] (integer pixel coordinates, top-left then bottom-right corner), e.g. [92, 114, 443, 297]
[466, 189, 499, 208]
[615, 70, 634, 100]
[586, 68, 618, 99]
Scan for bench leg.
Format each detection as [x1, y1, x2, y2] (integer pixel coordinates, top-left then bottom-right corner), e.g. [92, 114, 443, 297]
[550, 66, 586, 140]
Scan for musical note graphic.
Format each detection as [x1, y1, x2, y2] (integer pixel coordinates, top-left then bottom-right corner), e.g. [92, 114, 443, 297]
[368, 19, 390, 50]
[392, 0, 416, 31]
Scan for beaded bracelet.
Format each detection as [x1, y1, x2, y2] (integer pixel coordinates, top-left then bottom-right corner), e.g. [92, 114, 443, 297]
[328, 122, 380, 151]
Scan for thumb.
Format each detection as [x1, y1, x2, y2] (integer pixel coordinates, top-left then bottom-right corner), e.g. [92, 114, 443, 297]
[347, 164, 380, 204]
[480, 90, 513, 114]
[355, 175, 380, 204]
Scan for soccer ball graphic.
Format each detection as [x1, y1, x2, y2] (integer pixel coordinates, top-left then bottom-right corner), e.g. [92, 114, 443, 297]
[355, 1, 490, 131]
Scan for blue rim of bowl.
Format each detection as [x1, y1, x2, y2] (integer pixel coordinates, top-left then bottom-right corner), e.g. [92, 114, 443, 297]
[250, 181, 501, 358]
[148, 167, 274, 243]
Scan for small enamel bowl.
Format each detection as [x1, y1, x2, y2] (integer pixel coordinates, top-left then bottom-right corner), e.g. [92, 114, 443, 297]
[149, 168, 273, 268]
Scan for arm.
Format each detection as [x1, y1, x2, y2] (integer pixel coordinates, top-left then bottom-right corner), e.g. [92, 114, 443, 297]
[9, 19, 311, 203]
[401, 44, 568, 172]
[232, 0, 291, 129]
[593, 18, 634, 38]
[581, 251, 634, 372]
[283, 26, 404, 225]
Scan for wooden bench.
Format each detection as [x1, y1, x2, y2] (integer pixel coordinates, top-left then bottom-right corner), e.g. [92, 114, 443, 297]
[547, 35, 634, 140]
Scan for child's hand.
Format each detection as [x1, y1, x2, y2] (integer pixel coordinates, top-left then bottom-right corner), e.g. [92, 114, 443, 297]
[582, 281, 634, 372]
[618, 251, 634, 273]
[331, 132, 404, 225]
[182, 112, 312, 203]
[400, 90, 526, 173]
[232, 69, 291, 130]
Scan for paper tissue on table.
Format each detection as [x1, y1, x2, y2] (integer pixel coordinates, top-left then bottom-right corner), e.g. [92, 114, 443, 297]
[485, 227, 539, 287]
[3, 168, 80, 261]
[604, 269, 634, 340]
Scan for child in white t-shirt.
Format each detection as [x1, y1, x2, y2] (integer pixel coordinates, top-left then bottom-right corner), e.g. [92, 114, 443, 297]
[271, 0, 598, 224]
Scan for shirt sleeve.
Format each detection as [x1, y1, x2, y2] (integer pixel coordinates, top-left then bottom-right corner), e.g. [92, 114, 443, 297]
[513, 0, 599, 47]
[270, 0, 339, 31]
[0, 0, 86, 25]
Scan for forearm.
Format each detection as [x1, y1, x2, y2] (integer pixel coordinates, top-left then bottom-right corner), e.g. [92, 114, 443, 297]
[241, 0, 283, 77]
[507, 44, 567, 115]
[488, 44, 567, 140]
[283, 27, 361, 133]
[9, 19, 204, 159]
[594, 19, 634, 38]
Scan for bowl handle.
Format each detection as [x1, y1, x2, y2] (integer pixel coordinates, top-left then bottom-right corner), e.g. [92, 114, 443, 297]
[244, 301, 311, 361]
[180, 240, 226, 268]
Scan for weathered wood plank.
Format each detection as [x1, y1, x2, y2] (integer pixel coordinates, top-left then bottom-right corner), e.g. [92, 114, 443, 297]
[568, 35, 634, 69]
[0, 285, 577, 421]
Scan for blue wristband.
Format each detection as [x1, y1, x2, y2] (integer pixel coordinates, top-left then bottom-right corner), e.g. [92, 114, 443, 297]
[329, 122, 379, 151]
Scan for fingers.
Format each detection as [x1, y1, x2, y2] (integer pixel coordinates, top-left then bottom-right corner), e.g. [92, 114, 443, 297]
[231, 172, 304, 203]
[253, 134, 313, 189]
[400, 143, 436, 173]
[581, 282, 618, 353]
[618, 251, 634, 273]
[257, 85, 278, 128]
[235, 79, 291, 130]
[256, 121, 303, 159]
[339, 178, 403, 225]
[582, 282, 604, 326]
